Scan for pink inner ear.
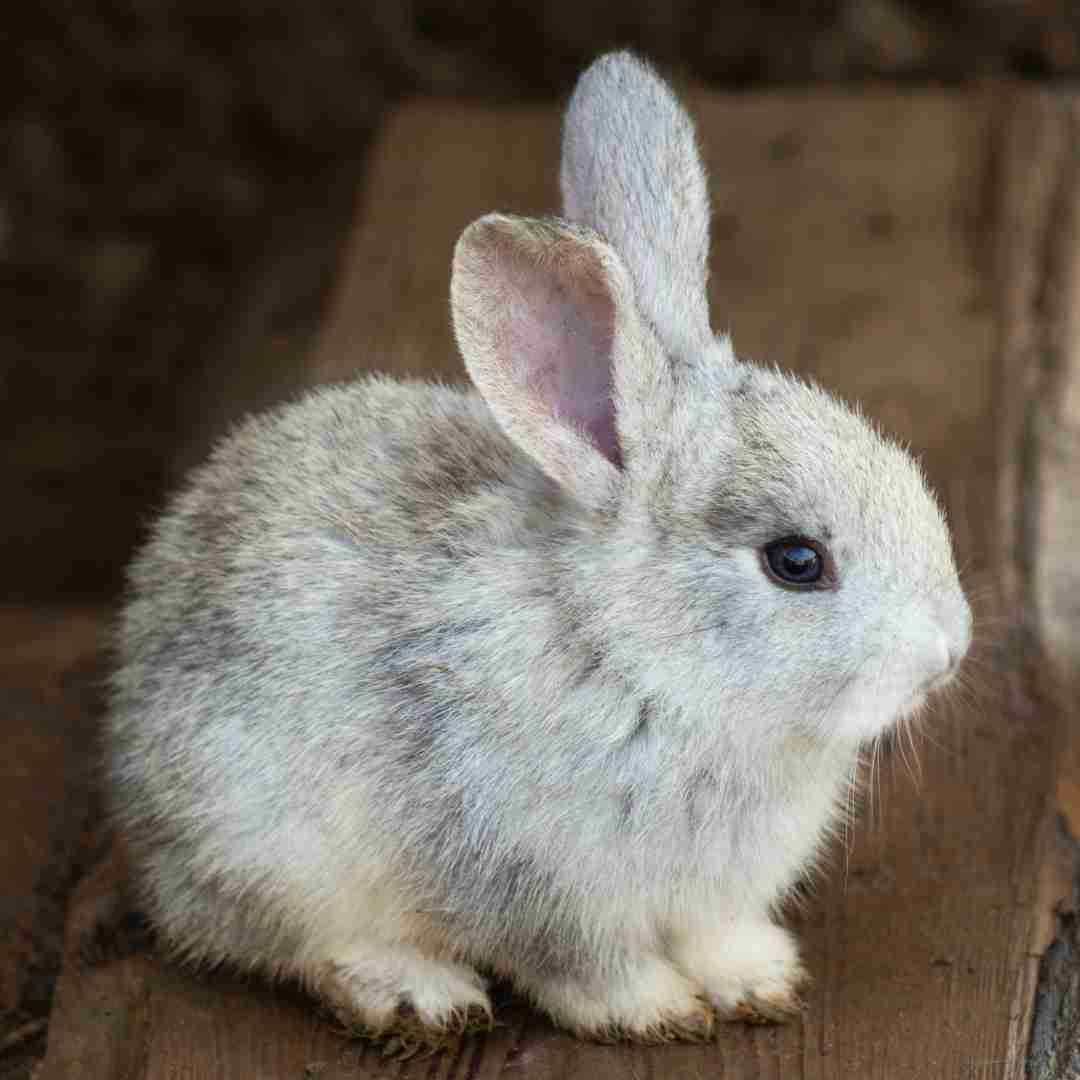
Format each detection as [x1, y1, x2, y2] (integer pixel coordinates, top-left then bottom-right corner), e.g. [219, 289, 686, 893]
[506, 244, 623, 469]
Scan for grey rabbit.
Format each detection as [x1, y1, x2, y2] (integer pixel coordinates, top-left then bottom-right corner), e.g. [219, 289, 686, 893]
[108, 51, 972, 1041]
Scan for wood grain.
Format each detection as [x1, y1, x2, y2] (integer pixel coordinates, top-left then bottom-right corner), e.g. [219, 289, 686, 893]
[38, 86, 1080, 1078]
[0, 606, 109, 1078]
[994, 90, 1080, 1080]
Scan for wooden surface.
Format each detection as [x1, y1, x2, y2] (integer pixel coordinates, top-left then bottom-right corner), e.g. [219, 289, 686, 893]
[995, 91, 1080, 1079]
[0, 607, 110, 1079]
[29, 86, 1080, 1078]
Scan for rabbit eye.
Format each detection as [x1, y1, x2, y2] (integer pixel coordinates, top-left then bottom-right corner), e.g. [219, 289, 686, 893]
[762, 538, 833, 590]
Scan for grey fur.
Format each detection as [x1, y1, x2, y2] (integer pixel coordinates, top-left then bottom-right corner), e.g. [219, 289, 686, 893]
[107, 53, 972, 1038]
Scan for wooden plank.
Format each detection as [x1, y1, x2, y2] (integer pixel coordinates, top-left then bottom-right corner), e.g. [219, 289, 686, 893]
[995, 90, 1080, 1080]
[40, 86, 1079, 1078]
[0, 606, 109, 1078]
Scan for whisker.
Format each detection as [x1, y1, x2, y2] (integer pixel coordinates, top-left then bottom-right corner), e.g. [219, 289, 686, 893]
[868, 648, 892, 832]
[870, 732, 882, 832]
[902, 711, 923, 787]
[912, 714, 955, 758]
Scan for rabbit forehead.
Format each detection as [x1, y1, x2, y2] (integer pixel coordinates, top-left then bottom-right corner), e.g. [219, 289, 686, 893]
[689, 366, 955, 578]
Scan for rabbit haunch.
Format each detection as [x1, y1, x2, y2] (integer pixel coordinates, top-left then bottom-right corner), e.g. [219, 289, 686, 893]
[107, 52, 971, 1041]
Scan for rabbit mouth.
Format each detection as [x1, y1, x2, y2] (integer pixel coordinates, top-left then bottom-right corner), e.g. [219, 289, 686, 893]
[896, 669, 953, 719]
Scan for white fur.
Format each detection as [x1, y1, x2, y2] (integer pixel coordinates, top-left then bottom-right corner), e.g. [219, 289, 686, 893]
[561, 51, 712, 361]
[668, 917, 805, 1017]
[107, 52, 972, 1041]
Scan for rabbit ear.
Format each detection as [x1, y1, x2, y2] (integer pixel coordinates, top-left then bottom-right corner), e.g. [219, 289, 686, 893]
[561, 52, 713, 363]
[452, 213, 659, 508]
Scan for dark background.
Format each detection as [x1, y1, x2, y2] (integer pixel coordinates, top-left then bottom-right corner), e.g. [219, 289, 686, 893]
[5, 1, 1077, 602]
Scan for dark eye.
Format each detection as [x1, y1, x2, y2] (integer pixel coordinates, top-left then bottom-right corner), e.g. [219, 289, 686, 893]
[762, 537, 832, 589]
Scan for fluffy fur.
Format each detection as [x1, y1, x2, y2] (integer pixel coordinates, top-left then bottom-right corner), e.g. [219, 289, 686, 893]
[107, 52, 972, 1040]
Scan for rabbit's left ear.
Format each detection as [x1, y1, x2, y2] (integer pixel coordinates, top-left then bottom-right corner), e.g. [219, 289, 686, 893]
[451, 214, 669, 509]
[561, 52, 713, 364]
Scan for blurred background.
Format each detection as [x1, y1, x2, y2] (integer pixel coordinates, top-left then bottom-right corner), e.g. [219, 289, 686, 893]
[5, 0, 1079, 603]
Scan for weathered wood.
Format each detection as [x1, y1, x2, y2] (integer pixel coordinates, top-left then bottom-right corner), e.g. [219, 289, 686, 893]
[39, 86, 1080, 1078]
[993, 89, 1080, 1080]
[0, 606, 109, 1078]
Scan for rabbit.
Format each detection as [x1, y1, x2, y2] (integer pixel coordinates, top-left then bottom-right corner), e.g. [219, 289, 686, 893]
[107, 50, 972, 1043]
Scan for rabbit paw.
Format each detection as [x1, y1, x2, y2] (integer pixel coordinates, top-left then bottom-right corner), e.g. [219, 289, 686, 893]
[316, 944, 493, 1045]
[522, 955, 715, 1043]
[670, 919, 807, 1024]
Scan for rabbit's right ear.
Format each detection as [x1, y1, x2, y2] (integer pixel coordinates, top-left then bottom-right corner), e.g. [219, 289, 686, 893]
[561, 52, 713, 364]
[452, 213, 664, 509]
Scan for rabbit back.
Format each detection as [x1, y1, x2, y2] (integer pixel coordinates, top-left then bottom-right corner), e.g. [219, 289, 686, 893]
[109, 378, 542, 968]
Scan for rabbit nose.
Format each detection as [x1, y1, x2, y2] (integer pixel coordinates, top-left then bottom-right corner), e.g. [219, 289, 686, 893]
[920, 635, 956, 694]
[927, 600, 970, 691]
[946, 594, 973, 667]
[934, 634, 954, 678]
[942, 632, 965, 676]
[944, 645, 962, 677]
[936, 589, 972, 673]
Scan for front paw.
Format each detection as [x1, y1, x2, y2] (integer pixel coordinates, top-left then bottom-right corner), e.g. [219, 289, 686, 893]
[520, 955, 716, 1043]
[315, 947, 493, 1046]
[670, 920, 807, 1024]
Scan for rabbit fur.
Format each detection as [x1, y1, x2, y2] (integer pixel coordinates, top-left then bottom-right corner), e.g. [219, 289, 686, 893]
[108, 51, 972, 1041]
